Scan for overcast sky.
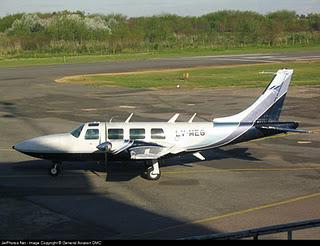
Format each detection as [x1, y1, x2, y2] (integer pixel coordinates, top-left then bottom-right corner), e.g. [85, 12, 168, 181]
[1, 0, 320, 17]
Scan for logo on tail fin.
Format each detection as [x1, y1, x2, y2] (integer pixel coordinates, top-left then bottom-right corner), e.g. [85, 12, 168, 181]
[256, 93, 287, 123]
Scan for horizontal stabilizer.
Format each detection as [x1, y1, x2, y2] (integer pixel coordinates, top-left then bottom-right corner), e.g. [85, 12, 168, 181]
[257, 125, 309, 133]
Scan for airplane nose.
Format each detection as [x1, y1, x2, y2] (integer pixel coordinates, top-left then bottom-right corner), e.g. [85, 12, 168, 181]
[13, 140, 37, 153]
[13, 133, 73, 154]
[13, 141, 25, 152]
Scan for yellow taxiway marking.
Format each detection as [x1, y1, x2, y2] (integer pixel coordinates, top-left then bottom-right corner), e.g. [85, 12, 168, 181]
[57, 62, 296, 85]
[0, 173, 84, 178]
[163, 167, 320, 175]
[0, 148, 14, 151]
[134, 192, 320, 238]
[251, 132, 297, 142]
[0, 167, 318, 179]
[0, 165, 319, 179]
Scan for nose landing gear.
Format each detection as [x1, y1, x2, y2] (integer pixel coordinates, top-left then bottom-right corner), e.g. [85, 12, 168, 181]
[49, 161, 62, 177]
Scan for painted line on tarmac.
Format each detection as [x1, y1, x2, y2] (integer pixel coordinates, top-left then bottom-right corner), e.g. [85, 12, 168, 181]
[0, 169, 106, 178]
[217, 57, 279, 63]
[132, 192, 320, 238]
[0, 173, 86, 178]
[277, 56, 320, 61]
[1, 167, 318, 179]
[297, 141, 312, 144]
[0, 148, 14, 151]
[162, 167, 320, 175]
[55, 62, 279, 84]
[251, 132, 297, 142]
[81, 108, 98, 111]
[119, 105, 136, 109]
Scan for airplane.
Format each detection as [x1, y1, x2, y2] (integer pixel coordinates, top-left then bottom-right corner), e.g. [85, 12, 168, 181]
[13, 68, 308, 181]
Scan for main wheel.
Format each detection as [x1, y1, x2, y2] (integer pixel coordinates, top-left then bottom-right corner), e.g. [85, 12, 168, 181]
[146, 166, 161, 181]
[48, 163, 61, 177]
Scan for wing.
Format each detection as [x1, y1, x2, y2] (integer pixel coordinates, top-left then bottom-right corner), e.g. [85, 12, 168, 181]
[129, 145, 169, 159]
[129, 142, 185, 160]
[98, 140, 186, 160]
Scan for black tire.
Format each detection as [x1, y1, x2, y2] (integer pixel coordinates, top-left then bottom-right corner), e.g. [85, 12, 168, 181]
[48, 163, 60, 177]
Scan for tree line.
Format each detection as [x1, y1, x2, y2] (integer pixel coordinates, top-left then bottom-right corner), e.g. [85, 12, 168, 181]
[0, 10, 319, 57]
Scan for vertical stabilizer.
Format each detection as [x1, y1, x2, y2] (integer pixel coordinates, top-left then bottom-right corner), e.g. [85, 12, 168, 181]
[214, 69, 293, 124]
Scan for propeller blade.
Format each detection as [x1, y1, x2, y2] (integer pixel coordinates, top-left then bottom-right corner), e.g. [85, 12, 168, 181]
[105, 151, 108, 181]
[96, 141, 112, 182]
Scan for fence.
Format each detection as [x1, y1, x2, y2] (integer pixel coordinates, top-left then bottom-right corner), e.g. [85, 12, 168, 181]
[179, 218, 320, 240]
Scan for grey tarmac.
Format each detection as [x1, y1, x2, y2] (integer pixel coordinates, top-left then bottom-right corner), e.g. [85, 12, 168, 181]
[0, 52, 319, 239]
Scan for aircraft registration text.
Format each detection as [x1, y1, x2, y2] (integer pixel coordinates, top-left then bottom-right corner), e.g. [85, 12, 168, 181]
[175, 129, 206, 137]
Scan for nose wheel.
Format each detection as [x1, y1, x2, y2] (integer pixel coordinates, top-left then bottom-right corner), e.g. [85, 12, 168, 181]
[49, 162, 62, 177]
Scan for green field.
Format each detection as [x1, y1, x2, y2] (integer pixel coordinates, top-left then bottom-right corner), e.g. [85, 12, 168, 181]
[59, 60, 320, 89]
[1, 45, 320, 67]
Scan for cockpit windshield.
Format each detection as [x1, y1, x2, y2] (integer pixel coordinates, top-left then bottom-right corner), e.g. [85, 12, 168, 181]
[70, 124, 84, 138]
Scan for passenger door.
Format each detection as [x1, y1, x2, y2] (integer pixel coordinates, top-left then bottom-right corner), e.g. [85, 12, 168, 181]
[84, 127, 101, 151]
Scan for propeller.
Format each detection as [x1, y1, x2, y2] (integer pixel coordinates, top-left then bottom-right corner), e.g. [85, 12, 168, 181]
[96, 141, 112, 181]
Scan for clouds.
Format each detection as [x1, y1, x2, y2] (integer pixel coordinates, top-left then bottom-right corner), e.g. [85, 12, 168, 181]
[1, 0, 320, 17]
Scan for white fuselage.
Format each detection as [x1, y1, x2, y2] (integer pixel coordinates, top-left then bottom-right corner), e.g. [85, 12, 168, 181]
[13, 120, 243, 160]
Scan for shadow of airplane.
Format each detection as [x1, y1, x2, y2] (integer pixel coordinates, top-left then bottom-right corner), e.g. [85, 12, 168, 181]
[10, 147, 261, 182]
[163, 147, 261, 168]
[0, 159, 219, 240]
[1, 147, 262, 238]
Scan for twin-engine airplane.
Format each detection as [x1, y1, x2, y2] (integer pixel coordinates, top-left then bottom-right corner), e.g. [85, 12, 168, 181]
[13, 69, 307, 180]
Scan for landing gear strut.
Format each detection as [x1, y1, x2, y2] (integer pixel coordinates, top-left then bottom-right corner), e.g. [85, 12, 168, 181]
[48, 161, 62, 177]
[143, 159, 161, 181]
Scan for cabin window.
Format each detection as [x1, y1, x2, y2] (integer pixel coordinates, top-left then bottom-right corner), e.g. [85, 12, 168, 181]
[108, 129, 124, 139]
[151, 128, 165, 139]
[130, 128, 145, 140]
[85, 129, 99, 140]
[70, 124, 84, 138]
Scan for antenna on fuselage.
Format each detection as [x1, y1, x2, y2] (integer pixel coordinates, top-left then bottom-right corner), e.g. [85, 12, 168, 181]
[125, 113, 134, 123]
[168, 113, 180, 123]
[188, 113, 197, 123]
[109, 116, 119, 123]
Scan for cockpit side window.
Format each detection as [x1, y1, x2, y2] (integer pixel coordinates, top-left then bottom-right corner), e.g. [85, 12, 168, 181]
[85, 129, 99, 140]
[70, 124, 84, 138]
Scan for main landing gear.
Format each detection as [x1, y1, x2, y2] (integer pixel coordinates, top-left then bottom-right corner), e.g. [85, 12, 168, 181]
[48, 161, 62, 177]
[143, 159, 161, 181]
